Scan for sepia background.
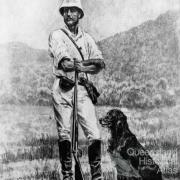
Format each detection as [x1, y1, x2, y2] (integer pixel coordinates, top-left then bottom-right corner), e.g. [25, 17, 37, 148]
[0, 0, 180, 179]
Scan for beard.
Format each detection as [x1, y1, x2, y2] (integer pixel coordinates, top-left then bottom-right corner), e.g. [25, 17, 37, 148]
[64, 17, 79, 28]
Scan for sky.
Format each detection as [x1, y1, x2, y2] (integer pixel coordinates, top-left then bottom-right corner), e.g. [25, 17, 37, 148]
[0, 0, 180, 49]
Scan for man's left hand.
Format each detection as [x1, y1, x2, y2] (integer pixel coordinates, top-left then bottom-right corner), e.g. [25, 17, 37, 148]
[74, 60, 87, 72]
[73, 58, 103, 74]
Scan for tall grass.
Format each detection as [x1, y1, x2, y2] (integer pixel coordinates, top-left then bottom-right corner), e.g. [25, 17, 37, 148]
[0, 105, 180, 179]
[1, 135, 108, 164]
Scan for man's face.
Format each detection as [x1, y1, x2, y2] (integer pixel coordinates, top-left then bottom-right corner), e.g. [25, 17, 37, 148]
[63, 7, 81, 27]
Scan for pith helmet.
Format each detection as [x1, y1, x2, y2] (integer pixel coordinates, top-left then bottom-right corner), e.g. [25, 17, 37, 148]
[59, 0, 84, 19]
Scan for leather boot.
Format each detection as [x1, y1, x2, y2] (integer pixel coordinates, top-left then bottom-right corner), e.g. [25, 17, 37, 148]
[88, 140, 103, 180]
[58, 140, 73, 180]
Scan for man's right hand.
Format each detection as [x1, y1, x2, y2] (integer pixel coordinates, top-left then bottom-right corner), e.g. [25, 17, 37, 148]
[60, 57, 104, 74]
[59, 57, 75, 72]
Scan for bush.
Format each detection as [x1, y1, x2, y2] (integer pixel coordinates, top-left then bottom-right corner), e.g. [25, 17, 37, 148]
[119, 86, 154, 109]
[35, 98, 51, 106]
[0, 93, 23, 105]
[156, 77, 168, 91]
[160, 91, 176, 107]
[98, 78, 176, 109]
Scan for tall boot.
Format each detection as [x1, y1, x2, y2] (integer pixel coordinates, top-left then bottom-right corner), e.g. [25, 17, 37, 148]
[58, 140, 73, 180]
[88, 140, 103, 180]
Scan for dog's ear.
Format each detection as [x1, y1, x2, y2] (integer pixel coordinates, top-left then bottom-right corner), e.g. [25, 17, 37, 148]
[116, 112, 128, 128]
[116, 120, 122, 128]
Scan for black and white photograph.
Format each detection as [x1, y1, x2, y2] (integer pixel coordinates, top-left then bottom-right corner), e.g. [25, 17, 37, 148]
[0, 0, 180, 179]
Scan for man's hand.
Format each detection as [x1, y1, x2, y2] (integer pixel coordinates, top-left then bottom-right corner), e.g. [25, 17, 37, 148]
[60, 58, 105, 74]
[74, 59, 86, 72]
[59, 57, 75, 72]
[74, 58, 98, 74]
[60, 58, 86, 72]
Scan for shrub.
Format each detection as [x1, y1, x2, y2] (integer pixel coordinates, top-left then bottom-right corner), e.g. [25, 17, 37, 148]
[156, 77, 168, 91]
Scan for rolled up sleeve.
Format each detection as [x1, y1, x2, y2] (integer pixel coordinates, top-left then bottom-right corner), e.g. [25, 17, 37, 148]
[48, 31, 70, 68]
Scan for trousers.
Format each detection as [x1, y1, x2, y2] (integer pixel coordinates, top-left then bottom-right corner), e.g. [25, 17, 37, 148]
[52, 79, 100, 142]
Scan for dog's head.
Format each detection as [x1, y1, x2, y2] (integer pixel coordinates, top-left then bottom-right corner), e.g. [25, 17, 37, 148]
[99, 109, 128, 132]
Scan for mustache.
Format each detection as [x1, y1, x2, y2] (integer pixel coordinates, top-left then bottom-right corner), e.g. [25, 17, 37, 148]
[67, 17, 73, 20]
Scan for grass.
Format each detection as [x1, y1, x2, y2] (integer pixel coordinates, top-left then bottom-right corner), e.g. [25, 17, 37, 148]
[0, 105, 180, 179]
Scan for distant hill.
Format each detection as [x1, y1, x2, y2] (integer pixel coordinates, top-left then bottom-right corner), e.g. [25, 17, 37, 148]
[98, 11, 180, 86]
[2, 42, 51, 64]
[0, 11, 179, 107]
[0, 42, 53, 105]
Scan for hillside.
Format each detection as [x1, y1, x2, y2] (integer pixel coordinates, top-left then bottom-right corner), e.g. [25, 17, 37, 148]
[3, 42, 51, 64]
[98, 11, 180, 86]
[0, 11, 180, 107]
[0, 42, 53, 105]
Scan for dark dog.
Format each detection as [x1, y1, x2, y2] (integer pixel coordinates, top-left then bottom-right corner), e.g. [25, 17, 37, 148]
[99, 109, 162, 180]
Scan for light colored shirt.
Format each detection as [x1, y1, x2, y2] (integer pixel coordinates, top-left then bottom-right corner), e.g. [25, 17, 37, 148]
[48, 26, 103, 81]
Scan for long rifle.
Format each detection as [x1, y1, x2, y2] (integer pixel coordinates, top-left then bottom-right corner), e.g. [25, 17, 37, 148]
[71, 69, 85, 180]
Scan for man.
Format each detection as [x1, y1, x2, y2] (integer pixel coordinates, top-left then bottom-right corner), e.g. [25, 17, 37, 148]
[48, 0, 105, 179]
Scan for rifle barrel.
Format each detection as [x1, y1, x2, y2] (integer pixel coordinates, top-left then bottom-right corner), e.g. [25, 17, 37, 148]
[71, 70, 85, 180]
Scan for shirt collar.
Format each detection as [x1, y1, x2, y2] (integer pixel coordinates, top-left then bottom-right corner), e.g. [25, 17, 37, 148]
[64, 25, 83, 40]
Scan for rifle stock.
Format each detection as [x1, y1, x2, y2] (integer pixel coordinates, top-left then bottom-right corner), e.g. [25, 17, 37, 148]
[74, 153, 84, 180]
